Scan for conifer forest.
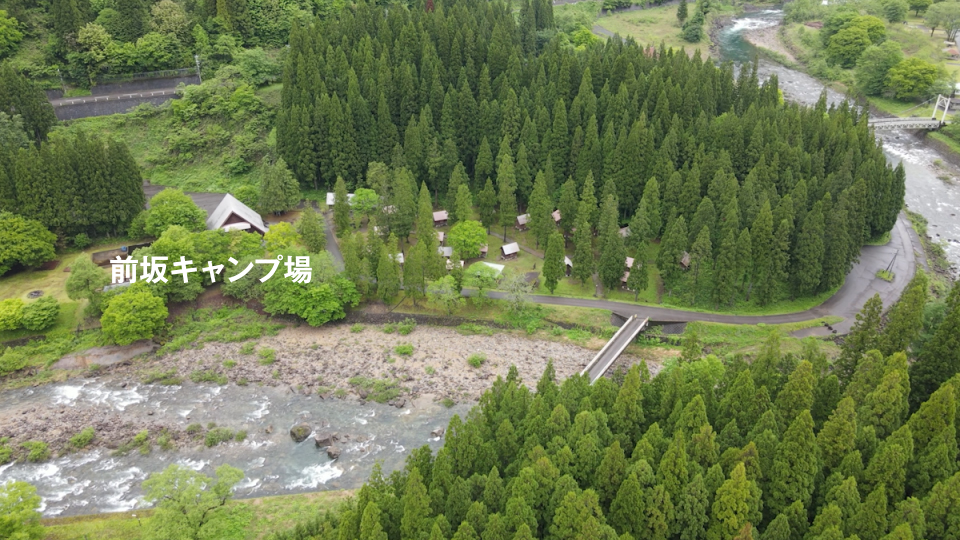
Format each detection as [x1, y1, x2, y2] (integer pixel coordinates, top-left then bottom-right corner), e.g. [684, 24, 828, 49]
[2, 0, 960, 538]
[277, 0, 904, 305]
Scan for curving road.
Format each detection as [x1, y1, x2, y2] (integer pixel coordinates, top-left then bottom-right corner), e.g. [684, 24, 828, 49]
[481, 212, 919, 335]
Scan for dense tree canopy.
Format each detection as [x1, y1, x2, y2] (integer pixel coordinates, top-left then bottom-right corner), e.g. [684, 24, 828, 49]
[0, 132, 144, 239]
[277, 0, 902, 307]
[271, 300, 960, 540]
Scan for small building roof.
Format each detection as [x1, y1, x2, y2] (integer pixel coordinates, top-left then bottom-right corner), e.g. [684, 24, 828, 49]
[621, 271, 630, 283]
[619, 226, 631, 238]
[206, 194, 267, 234]
[479, 262, 505, 276]
[564, 256, 573, 267]
[516, 214, 529, 225]
[480, 244, 489, 254]
[438, 246, 454, 258]
[681, 251, 691, 268]
[433, 210, 448, 222]
[438, 231, 445, 243]
[625, 256, 635, 268]
[326, 192, 355, 206]
[446, 259, 464, 270]
[552, 209, 561, 223]
[390, 252, 404, 265]
[501, 242, 520, 255]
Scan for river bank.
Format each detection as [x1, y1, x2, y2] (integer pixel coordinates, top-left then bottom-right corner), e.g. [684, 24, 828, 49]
[0, 324, 662, 463]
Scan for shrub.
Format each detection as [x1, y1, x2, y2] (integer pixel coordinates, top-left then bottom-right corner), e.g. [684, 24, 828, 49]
[157, 429, 173, 451]
[467, 353, 486, 368]
[441, 398, 456, 408]
[350, 324, 365, 333]
[457, 323, 494, 336]
[348, 377, 402, 403]
[382, 323, 396, 334]
[239, 342, 256, 355]
[69, 427, 95, 450]
[73, 233, 91, 249]
[237, 377, 249, 386]
[258, 348, 276, 365]
[235, 430, 247, 442]
[0, 437, 12, 463]
[22, 296, 60, 331]
[189, 370, 228, 385]
[142, 368, 182, 385]
[0, 347, 28, 375]
[397, 318, 417, 335]
[425, 366, 436, 375]
[205, 427, 236, 447]
[21, 441, 49, 462]
[394, 343, 414, 356]
[186, 423, 203, 436]
[0, 298, 24, 331]
[223, 360, 236, 368]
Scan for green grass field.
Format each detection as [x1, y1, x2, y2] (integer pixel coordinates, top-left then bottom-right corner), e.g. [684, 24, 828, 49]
[41, 490, 354, 540]
[596, 4, 736, 57]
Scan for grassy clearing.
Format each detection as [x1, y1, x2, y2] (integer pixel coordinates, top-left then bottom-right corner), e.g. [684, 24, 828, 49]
[394, 296, 614, 331]
[41, 490, 354, 540]
[57, 81, 279, 193]
[685, 317, 843, 357]
[158, 306, 285, 356]
[597, 4, 736, 56]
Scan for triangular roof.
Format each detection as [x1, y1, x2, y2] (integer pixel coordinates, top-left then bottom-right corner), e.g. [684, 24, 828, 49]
[206, 194, 267, 234]
[501, 242, 520, 255]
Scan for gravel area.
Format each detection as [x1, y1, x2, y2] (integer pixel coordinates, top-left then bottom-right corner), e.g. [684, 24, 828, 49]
[0, 325, 666, 456]
[131, 324, 659, 402]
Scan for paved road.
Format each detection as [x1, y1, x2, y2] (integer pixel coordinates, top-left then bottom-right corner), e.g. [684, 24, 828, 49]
[483, 212, 918, 334]
[321, 210, 345, 272]
[50, 88, 179, 107]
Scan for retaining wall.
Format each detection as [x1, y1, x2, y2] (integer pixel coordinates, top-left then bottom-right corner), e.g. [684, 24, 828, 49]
[53, 94, 176, 120]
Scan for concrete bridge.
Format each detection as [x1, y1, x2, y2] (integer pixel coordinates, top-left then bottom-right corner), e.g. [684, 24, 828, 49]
[581, 315, 649, 383]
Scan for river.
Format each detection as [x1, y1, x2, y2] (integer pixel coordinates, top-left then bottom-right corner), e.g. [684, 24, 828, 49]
[2, 8, 959, 520]
[0, 380, 468, 516]
[716, 8, 960, 270]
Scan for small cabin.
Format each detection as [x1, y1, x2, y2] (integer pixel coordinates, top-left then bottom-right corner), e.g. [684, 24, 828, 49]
[500, 242, 520, 260]
[433, 210, 449, 227]
[206, 194, 268, 235]
[680, 251, 691, 269]
[619, 226, 631, 238]
[438, 231, 446, 245]
[552, 209, 561, 225]
[625, 256, 635, 270]
[325, 192, 355, 207]
[515, 214, 529, 231]
[390, 252, 405, 268]
[446, 259, 465, 271]
[479, 244, 489, 259]
[621, 271, 631, 288]
[564, 256, 573, 277]
[438, 246, 454, 259]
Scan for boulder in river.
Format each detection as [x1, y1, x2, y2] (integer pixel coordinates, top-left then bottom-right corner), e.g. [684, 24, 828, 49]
[431, 427, 445, 438]
[327, 445, 341, 459]
[290, 423, 312, 443]
[314, 432, 337, 448]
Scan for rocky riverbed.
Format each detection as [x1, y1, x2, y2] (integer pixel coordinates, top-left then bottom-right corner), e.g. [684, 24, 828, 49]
[0, 324, 662, 460]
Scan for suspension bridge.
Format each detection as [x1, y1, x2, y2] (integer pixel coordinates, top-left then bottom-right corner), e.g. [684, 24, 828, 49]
[867, 94, 952, 131]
